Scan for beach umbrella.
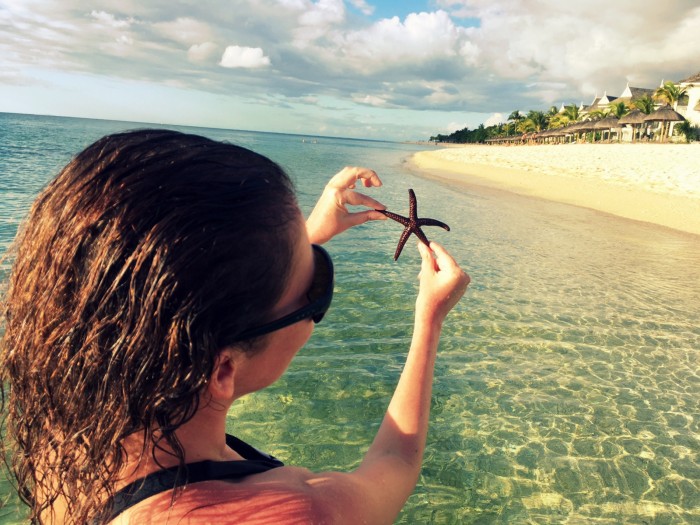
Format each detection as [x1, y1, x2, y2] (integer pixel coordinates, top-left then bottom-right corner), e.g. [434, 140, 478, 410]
[593, 115, 620, 142]
[618, 109, 646, 142]
[643, 104, 686, 142]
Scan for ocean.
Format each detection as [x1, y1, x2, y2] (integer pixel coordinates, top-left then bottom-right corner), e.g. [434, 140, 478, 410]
[1, 112, 699, 523]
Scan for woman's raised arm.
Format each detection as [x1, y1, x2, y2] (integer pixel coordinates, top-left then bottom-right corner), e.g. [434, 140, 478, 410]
[296, 241, 470, 524]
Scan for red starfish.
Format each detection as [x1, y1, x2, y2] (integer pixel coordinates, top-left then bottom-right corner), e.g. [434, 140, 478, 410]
[376, 188, 450, 261]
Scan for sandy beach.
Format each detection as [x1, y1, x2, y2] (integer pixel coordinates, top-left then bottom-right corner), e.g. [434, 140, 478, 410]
[409, 143, 700, 237]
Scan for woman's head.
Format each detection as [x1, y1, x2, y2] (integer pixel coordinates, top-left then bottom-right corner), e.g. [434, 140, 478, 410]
[1, 129, 300, 522]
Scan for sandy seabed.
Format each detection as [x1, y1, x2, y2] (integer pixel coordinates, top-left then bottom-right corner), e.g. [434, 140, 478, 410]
[410, 143, 700, 237]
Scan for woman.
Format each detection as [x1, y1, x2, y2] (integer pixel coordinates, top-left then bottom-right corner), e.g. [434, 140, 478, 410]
[1, 129, 469, 524]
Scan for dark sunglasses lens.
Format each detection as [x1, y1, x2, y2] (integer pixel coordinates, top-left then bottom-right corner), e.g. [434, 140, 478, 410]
[309, 246, 333, 323]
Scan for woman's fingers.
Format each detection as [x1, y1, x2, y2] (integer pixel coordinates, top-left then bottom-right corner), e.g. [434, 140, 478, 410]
[429, 242, 458, 271]
[306, 167, 385, 244]
[328, 167, 382, 190]
[345, 209, 388, 227]
[344, 190, 386, 211]
[418, 240, 437, 273]
[416, 241, 470, 322]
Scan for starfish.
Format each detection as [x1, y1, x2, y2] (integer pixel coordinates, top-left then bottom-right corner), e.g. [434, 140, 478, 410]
[376, 188, 450, 261]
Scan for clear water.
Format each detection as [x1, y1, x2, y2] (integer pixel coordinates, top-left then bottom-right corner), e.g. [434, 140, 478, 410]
[1, 112, 699, 524]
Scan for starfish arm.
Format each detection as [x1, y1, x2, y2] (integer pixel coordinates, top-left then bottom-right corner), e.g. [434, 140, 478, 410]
[376, 209, 411, 226]
[393, 227, 413, 260]
[412, 226, 431, 247]
[408, 189, 418, 219]
[417, 218, 451, 231]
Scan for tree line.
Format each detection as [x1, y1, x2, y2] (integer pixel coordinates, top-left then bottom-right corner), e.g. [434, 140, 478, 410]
[430, 81, 698, 143]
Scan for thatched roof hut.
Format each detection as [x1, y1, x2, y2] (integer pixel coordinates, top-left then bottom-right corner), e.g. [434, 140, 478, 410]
[618, 109, 647, 142]
[575, 119, 598, 131]
[593, 115, 620, 129]
[618, 109, 646, 125]
[643, 105, 686, 123]
[643, 105, 686, 142]
[593, 115, 620, 142]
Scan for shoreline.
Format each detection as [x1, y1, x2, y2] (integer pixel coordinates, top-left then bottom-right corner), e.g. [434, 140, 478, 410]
[408, 143, 700, 237]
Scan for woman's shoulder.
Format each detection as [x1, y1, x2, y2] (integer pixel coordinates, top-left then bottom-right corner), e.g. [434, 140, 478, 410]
[114, 466, 338, 524]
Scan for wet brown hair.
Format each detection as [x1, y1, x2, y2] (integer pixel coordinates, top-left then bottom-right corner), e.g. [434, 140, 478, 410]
[0, 129, 299, 523]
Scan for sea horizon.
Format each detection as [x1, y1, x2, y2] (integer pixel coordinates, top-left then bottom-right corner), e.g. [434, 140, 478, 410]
[0, 110, 401, 144]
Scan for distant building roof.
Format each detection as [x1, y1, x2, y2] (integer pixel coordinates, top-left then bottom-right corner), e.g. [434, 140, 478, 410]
[598, 93, 618, 105]
[616, 86, 654, 105]
[679, 72, 700, 83]
[629, 87, 654, 100]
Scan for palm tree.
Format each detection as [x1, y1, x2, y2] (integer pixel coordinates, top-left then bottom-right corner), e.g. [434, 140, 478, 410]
[562, 104, 580, 122]
[516, 119, 534, 134]
[676, 121, 698, 143]
[508, 110, 524, 122]
[546, 104, 580, 132]
[548, 113, 568, 129]
[588, 108, 610, 120]
[654, 81, 687, 109]
[526, 110, 549, 132]
[634, 94, 655, 115]
[609, 101, 629, 119]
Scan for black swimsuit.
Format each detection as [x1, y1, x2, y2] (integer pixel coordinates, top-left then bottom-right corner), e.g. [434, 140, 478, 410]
[102, 434, 284, 523]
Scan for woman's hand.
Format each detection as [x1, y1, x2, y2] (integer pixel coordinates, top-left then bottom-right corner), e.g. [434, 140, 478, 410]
[306, 167, 387, 245]
[415, 241, 470, 327]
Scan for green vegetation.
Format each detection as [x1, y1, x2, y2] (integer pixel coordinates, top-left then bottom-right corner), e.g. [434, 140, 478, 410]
[429, 85, 691, 144]
[675, 121, 700, 143]
[654, 81, 687, 107]
[634, 94, 655, 114]
[430, 124, 494, 143]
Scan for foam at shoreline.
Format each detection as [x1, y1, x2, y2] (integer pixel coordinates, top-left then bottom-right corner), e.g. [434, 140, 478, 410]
[409, 143, 700, 236]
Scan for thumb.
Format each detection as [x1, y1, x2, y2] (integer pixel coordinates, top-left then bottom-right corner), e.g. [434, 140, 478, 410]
[418, 241, 436, 273]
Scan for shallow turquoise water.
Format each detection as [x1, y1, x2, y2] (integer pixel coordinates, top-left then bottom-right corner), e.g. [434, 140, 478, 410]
[1, 113, 699, 523]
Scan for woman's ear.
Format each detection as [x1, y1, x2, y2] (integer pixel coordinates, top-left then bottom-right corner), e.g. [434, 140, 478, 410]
[207, 349, 236, 402]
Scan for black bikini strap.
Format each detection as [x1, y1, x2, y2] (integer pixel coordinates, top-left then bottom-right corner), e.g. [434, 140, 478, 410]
[98, 435, 283, 523]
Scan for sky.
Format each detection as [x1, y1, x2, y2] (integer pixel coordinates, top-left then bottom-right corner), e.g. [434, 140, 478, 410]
[1, 0, 699, 141]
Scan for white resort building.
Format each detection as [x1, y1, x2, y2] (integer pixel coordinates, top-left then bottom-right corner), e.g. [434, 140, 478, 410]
[560, 72, 698, 143]
[487, 71, 700, 144]
[677, 72, 700, 126]
[580, 72, 700, 130]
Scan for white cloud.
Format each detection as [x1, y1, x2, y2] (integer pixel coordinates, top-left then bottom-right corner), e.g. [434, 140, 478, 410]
[2, 0, 699, 138]
[446, 121, 469, 133]
[0, 69, 31, 85]
[153, 17, 214, 46]
[459, 40, 479, 66]
[188, 42, 219, 63]
[90, 10, 132, 29]
[294, 0, 346, 46]
[334, 10, 468, 73]
[450, 0, 700, 100]
[348, 0, 374, 16]
[275, 0, 307, 9]
[219, 46, 271, 69]
[352, 94, 388, 107]
[484, 113, 505, 126]
[299, 0, 345, 26]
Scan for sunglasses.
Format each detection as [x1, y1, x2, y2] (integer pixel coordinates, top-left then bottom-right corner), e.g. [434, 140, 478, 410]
[235, 244, 334, 340]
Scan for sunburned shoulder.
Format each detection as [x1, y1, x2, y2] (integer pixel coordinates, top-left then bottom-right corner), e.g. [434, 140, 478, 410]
[114, 466, 356, 525]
